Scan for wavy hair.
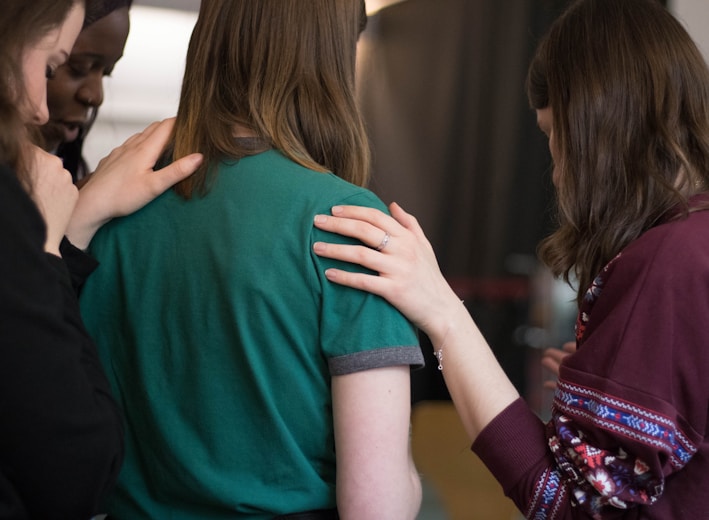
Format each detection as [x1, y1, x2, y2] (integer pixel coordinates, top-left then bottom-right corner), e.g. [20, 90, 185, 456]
[172, 0, 370, 198]
[527, 0, 709, 303]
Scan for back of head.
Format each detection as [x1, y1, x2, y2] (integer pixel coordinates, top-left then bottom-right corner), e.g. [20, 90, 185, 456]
[0, 0, 83, 177]
[527, 0, 709, 301]
[172, 0, 370, 198]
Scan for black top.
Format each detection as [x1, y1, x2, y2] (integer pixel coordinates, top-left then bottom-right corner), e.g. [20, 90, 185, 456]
[0, 163, 123, 518]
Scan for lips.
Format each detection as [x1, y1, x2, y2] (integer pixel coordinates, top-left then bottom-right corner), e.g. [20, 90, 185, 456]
[59, 121, 83, 143]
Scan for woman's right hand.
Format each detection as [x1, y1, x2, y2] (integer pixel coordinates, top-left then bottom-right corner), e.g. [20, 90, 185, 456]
[316, 204, 522, 440]
[26, 145, 78, 256]
[313, 202, 463, 344]
[66, 118, 203, 250]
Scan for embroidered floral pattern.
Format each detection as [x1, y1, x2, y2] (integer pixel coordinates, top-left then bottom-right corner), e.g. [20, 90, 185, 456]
[547, 412, 661, 518]
[554, 383, 696, 469]
[575, 252, 622, 344]
[530, 250, 701, 519]
[538, 380, 698, 518]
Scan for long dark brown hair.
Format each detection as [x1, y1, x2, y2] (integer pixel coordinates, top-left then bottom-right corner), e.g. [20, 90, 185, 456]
[0, 0, 87, 187]
[527, 0, 709, 303]
[172, 0, 370, 198]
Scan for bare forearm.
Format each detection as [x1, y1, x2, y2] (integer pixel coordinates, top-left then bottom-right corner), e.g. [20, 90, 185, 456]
[428, 298, 520, 442]
[337, 464, 421, 520]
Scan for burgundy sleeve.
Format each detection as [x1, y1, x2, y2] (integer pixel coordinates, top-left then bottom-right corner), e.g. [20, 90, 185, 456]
[472, 398, 573, 516]
[472, 213, 709, 519]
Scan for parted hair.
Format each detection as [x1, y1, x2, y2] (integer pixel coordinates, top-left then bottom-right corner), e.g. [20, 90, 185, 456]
[172, 0, 370, 198]
[0, 0, 86, 186]
[527, 0, 709, 303]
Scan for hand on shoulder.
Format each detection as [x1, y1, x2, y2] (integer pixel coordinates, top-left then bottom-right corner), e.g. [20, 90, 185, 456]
[313, 202, 463, 343]
[66, 118, 203, 249]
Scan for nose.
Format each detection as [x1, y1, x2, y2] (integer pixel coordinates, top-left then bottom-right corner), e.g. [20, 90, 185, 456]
[77, 73, 104, 107]
[33, 96, 50, 125]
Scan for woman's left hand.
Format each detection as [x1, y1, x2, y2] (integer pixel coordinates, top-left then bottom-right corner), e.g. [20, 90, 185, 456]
[541, 341, 576, 390]
[66, 118, 203, 249]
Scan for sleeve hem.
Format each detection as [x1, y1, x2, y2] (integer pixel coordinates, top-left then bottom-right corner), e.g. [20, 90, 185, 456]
[471, 397, 551, 494]
[329, 345, 425, 375]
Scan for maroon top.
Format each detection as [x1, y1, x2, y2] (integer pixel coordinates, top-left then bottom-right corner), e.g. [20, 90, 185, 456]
[473, 195, 709, 519]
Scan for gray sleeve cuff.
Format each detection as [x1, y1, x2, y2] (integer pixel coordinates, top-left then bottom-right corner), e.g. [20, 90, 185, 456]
[328, 346, 425, 375]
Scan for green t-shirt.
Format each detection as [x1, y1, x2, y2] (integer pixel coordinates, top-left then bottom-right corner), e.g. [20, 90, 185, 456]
[80, 150, 423, 519]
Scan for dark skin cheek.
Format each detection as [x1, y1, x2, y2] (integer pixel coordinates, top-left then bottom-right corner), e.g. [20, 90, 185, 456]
[46, 74, 80, 115]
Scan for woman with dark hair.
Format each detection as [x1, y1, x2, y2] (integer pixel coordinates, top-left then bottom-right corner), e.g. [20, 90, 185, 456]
[41, 0, 133, 181]
[311, 0, 709, 517]
[79, 0, 423, 518]
[0, 0, 201, 516]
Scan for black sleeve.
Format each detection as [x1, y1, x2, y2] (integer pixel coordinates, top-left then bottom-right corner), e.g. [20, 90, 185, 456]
[0, 165, 124, 518]
[59, 237, 99, 294]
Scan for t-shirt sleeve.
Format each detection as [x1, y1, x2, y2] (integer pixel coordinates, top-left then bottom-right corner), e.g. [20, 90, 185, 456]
[310, 189, 424, 375]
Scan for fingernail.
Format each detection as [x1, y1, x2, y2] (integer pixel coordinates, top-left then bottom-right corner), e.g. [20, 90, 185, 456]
[313, 242, 324, 253]
[314, 215, 326, 224]
[331, 206, 343, 215]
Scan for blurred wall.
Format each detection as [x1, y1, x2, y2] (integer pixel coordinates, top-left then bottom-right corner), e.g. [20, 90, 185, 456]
[83, 1, 709, 169]
[82, 6, 196, 169]
[671, 0, 709, 61]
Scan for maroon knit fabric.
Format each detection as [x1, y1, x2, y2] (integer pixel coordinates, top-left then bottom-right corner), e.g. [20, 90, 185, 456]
[473, 196, 709, 519]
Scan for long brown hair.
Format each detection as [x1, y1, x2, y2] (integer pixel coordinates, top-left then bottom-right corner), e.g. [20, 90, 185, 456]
[527, 0, 709, 303]
[0, 0, 87, 187]
[172, 0, 370, 198]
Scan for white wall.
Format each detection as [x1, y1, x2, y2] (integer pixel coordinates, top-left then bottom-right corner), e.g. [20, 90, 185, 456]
[83, 6, 197, 169]
[83, 1, 709, 169]
[82, 2, 410, 169]
[670, 0, 709, 63]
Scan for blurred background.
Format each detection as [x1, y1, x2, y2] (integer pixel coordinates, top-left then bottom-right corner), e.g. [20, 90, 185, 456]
[84, 1, 709, 518]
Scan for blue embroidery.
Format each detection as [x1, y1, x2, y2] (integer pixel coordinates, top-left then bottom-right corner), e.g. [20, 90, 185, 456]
[528, 467, 567, 520]
[554, 382, 696, 469]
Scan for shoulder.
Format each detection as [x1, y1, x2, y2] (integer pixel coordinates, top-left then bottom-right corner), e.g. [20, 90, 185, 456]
[601, 208, 709, 297]
[229, 150, 386, 210]
[617, 208, 709, 279]
[0, 163, 25, 201]
[577, 208, 709, 343]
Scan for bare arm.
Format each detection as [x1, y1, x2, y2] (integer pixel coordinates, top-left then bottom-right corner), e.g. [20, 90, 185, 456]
[66, 118, 203, 249]
[332, 365, 421, 519]
[314, 203, 519, 441]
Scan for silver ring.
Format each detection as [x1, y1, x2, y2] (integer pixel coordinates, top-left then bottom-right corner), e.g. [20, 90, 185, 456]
[375, 232, 390, 252]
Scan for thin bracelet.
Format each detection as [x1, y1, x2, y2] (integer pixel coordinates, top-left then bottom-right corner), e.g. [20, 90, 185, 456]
[432, 326, 449, 371]
[433, 349, 443, 371]
[432, 300, 463, 371]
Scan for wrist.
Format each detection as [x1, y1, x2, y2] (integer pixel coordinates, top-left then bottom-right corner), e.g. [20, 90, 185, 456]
[66, 190, 109, 250]
[424, 292, 469, 347]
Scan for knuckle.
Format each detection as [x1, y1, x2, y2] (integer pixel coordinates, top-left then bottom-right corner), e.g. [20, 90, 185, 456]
[353, 246, 370, 263]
